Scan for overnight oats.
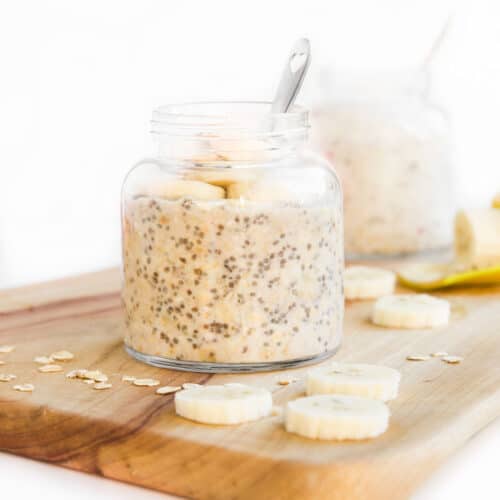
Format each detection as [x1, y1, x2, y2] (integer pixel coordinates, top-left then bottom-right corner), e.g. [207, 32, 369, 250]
[121, 102, 344, 372]
[311, 71, 456, 257]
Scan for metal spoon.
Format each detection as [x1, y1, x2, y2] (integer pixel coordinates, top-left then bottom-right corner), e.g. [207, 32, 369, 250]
[271, 38, 311, 113]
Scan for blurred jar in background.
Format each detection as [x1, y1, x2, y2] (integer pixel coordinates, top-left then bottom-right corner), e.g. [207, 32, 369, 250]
[310, 69, 456, 258]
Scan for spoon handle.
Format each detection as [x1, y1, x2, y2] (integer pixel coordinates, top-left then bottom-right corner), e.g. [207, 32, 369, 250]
[271, 38, 311, 114]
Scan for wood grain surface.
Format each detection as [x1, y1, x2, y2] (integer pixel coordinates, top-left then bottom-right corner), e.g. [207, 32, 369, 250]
[0, 267, 499, 500]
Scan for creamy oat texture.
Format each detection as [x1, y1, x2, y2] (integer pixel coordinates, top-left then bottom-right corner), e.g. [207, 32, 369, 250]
[122, 195, 343, 364]
[313, 102, 455, 256]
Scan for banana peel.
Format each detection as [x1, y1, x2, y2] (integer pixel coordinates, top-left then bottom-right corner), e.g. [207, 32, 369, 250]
[492, 192, 500, 209]
[398, 262, 500, 291]
[400, 194, 500, 291]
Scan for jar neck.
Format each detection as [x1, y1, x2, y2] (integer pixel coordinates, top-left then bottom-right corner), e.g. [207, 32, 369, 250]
[151, 101, 309, 164]
[155, 132, 308, 163]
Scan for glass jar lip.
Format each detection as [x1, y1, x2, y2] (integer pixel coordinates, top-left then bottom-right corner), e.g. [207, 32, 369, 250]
[151, 100, 309, 136]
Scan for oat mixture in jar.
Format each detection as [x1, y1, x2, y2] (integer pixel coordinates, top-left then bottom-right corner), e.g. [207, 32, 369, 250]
[121, 102, 344, 372]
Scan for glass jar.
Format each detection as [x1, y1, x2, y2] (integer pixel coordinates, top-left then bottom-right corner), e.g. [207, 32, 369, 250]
[121, 102, 344, 372]
[311, 70, 456, 258]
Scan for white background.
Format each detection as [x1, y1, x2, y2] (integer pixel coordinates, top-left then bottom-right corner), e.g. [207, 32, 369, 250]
[0, 1, 499, 499]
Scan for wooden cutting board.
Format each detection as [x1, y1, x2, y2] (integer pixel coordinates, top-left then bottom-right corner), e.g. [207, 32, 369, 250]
[0, 267, 499, 500]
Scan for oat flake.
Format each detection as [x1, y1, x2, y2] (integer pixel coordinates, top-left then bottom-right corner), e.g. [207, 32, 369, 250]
[38, 364, 63, 373]
[51, 350, 75, 361]
[442, 355, 463, 364]
[13, 384, 34, 392]
[182, 383, 202, 390]
[84, 370, 107, 381]
[66, 369, 87, 379]
[94, 382, 112, 390]
[277, 377, 299, 385]
[34, 356, 53, 364]
[133, 378, 160, 387]
[406, 355, 431, 362]
[0, 345, 15, 353]
[156, 385, 182, 395]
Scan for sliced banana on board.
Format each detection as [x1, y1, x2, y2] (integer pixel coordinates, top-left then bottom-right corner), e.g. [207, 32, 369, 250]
[372, 294, 450, 329]
[306, 362, 401, 401]
[140, 179, 225, 201]
[285, 394, 390, 440]
[455, 208, 500, 269]
[174, 383, 272, 425]
[344, 266, 396, 300]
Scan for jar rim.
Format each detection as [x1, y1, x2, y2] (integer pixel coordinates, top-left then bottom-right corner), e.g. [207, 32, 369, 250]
[151, 101, 309, 136]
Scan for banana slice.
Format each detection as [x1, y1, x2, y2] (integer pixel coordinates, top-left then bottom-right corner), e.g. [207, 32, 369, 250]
[306, 362, 401, 401]
[185, 168, 257, 188]
[188, 138, 270, 165]
[208, 138, 270, 163]
[174, 384, 272, 425]
[372, 294, 450, 329]
[142, 179, 225, 201]
[344, 266, 396, 300]
[285, 394, 390, 440]
[226, 180, 293, 202]
[455, 209, 500, 268]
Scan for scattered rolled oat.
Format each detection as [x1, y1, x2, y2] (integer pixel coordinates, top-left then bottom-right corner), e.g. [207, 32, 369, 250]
[442, 355, 463, 364]
[83, 379, 95, 385]
[182, 383, 202, 390]
[51, 350, 74, 361]
[34, 356, 53, 364]
[66, 369, 87, 379]
[38, 364, 63, 373]
[430, 351, 449, 358]
[133, 378, 160, 387]
[13, 384, 34, 392]
[66, 368, 109, 381]
[0, 374, 16, 382]
[277, 377, 300, 386]
[223, 383, 247, 388]
[121, 375, 136, 382]
[156, 385, 182, 395]
[84, 370, 108, 382]
[406, 355, 431, 361]
[0, 345, 15, 353]
[94, 382, 112, 390]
